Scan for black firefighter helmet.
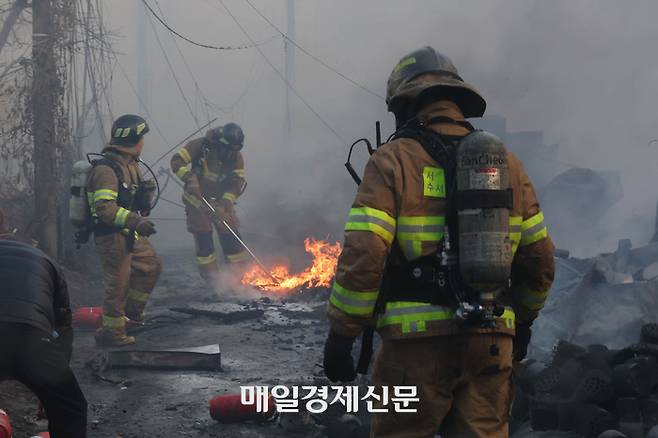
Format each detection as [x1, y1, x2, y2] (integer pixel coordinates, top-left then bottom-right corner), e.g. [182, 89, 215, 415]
[386, 46, 486, 125]
[109, 114, 150, 147]
[206, 122, 244, 151]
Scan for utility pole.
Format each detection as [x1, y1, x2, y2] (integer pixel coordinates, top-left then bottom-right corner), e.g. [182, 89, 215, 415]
[136, 1, 149, 114]
[285, 0, 295, 139]
[32, 0, 59, 257]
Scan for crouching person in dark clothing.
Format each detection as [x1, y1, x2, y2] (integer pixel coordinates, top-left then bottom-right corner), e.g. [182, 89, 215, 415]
[0, 239, 87, 438]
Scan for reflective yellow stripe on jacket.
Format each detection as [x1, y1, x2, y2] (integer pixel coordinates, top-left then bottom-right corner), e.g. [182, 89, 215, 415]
[377, 301, 516, 334]
[344, 207, 396, 245]
[329, 281, 378, 317]
[514, 286, 550, 311]
[202, 169, 220, 182]
[397, 216, 445, 260]
[520, 211, 548, 246]
[509, 216, 522, 255]
[177, 148, 192, 164]
[92, 189, 118, 203]
[176, 166, 190, 180]
[114, 207, 130, 227]
[183, 192, 202, 208]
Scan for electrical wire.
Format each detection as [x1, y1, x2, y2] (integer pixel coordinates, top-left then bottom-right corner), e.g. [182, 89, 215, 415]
[141, 0, 277, 51]
[243, 0, 384, 101]
[216, 0, 346, 144]
[144, 6, 200, 128]
[158, 196, 185, 209]
[153, 0, 211, 124]
[114, 59, 170, 146]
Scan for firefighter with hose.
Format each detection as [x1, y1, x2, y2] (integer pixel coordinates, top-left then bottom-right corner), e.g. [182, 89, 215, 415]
[323, 47, 555, 437]
[170, 123, 249, 287]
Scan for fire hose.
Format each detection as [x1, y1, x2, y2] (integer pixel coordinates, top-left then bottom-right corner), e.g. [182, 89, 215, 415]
[157, 167, 280, 285]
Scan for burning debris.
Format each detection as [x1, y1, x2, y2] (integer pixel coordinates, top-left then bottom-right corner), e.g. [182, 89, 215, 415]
[241, 238, 341, 293]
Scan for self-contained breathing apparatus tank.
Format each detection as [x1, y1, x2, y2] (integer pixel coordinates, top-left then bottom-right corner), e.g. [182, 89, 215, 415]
[345, 126, 513, 326]
[69, 159, 93, 244]
[68, 154, 161, 247]
[456, 131, 512, 290]
[454, 130, 513, 321]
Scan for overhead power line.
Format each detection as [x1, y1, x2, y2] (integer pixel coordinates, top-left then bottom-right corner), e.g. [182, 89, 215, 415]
[243, 0, 385, 101]
[114, 59, 170, 146]
[141, 0, 278, 51]
[144, 5, 200, 128]
[153, 0, 212, 124]
[217, 0, 345, 144]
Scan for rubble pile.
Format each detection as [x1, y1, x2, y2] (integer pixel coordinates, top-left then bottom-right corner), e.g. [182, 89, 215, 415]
[530, 239, 658, 361]
[513, 324, 658, 438]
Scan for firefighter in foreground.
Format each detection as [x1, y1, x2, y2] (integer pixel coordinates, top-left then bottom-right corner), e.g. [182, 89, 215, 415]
[170, 123, 248, 286]
[88, 114, 162, 347]
[0, 236, 87, 437]
[324, 47, 555, 437]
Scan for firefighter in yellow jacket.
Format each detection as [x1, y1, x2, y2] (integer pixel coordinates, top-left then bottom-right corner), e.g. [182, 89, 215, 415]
[87, 114, 162, 347]
[170, 123, 248, 285]
[323, 47, 555, 437]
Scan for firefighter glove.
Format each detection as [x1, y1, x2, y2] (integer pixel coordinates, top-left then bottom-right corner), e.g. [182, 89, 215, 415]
[184, 174, 202, 198]
[514, 321, 533, 361]
[323, 330, 357, 382]
[213, 199, 239, 232]
[136, 219, 156, 237]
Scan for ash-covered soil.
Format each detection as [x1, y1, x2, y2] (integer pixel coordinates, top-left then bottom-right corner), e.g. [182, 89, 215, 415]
[0, 249, 353, 437]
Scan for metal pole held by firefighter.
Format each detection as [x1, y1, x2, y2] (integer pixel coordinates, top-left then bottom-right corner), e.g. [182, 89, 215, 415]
[199, 196, 280, 285]
[158, 167, 280, 285]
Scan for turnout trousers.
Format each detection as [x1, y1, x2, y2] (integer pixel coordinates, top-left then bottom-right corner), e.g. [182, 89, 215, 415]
[95, 233, 162, 338]
[185, 204, 249, 281]
[0, 322, 87, 438]
[370, 333, 513, 438]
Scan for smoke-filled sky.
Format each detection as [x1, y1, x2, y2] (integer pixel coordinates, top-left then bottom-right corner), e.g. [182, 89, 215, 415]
[100, 0, 658, 256]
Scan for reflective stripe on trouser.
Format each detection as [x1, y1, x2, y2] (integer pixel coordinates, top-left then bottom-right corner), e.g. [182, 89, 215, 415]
[219, 232, 247, 264]
[126, 288, 150, 321]
[193, 232, 219, 280]
[95, 233, 162, 330]
[329, 281, 378, 316]
[370, 334, 513, 438]
[396, 216, 444, 260]
[377, 302, 516, 334]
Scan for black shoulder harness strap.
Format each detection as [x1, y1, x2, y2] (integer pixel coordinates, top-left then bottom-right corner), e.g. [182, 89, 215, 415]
[375, 119, 475, 309]
[92, 156, 125, 186]
[90, 156, 137, 236]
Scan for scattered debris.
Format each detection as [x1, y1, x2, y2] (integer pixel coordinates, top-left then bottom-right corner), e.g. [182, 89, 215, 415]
[513, 324, 658, 438]
[169, 307, 264, 323]
[530, 238, 658, 360]
[107, 344, 222, 371]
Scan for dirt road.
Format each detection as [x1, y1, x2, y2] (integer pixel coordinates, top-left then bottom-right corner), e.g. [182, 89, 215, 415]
[0, 250, 338, 437]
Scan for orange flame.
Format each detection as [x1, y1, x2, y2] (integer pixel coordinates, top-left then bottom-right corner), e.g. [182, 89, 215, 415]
[241, 238, 342, 293]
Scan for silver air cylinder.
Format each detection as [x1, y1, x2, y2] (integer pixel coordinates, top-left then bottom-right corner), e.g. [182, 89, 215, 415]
[69, 160, 92, 228]
[456, 131, 512, 295]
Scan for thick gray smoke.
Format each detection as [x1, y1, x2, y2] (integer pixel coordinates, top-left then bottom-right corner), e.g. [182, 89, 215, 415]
[96, 0, 658, 259]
